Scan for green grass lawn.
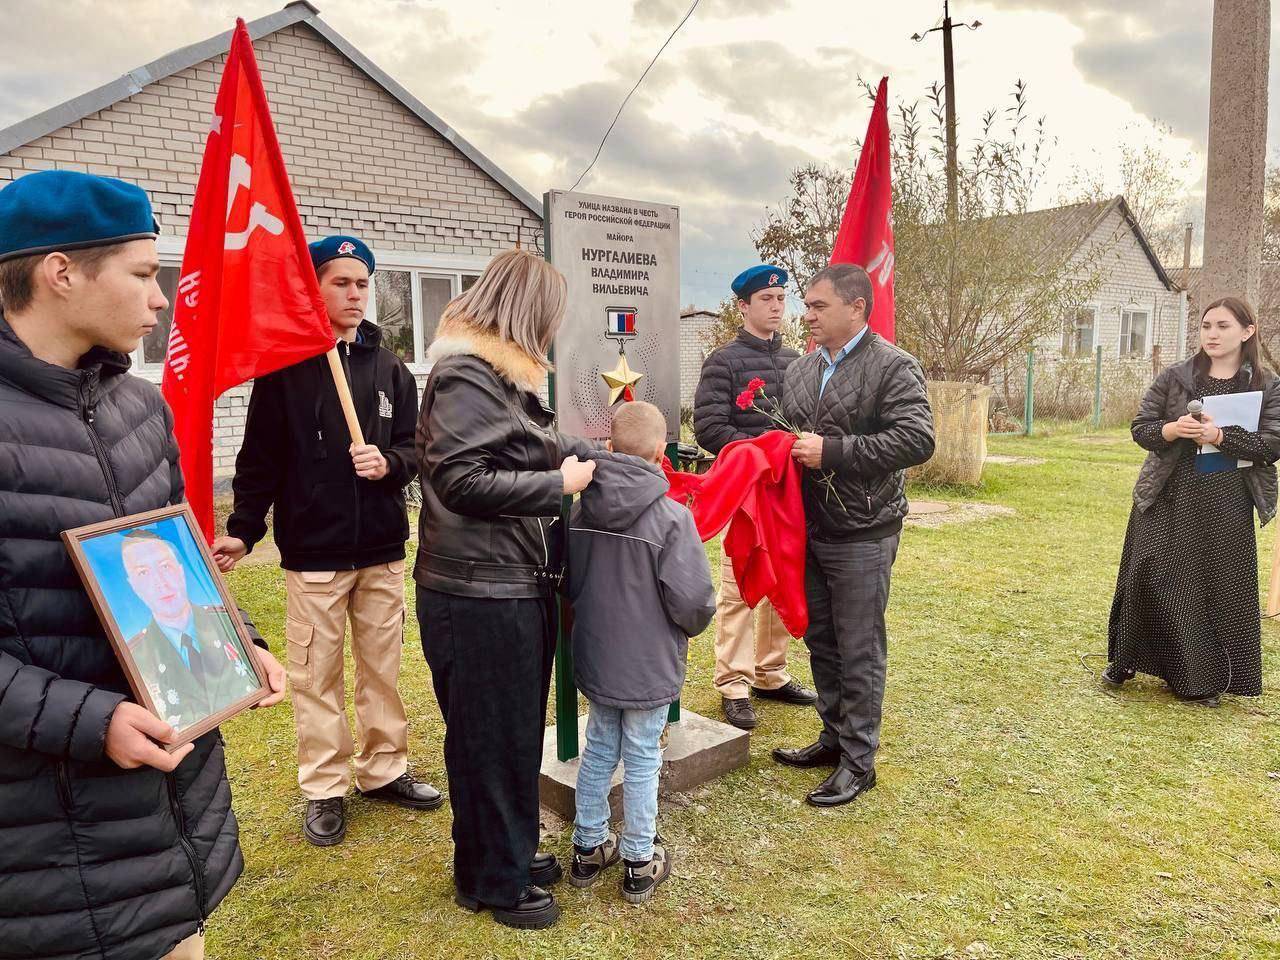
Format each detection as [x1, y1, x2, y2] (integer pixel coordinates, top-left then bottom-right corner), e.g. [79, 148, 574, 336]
[211, 430, 1280, 960]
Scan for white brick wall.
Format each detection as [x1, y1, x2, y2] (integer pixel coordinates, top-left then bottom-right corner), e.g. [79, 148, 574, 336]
[0, 22, 542, 480]
[679, 312, 717, 408]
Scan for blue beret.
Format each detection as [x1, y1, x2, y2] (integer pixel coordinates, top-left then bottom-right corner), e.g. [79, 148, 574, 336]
[731, 264, 788, 300]
[0, 170, 158, 264]
[310, 235, 375, 275]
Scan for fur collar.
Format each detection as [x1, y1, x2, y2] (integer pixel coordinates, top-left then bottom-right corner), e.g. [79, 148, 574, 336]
[427, 317, 548, 392]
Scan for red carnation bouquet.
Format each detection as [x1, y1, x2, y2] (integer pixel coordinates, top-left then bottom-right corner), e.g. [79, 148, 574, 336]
[735, 378, 846, 511]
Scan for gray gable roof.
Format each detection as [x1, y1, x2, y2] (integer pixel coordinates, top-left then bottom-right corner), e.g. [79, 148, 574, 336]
[0, 1, 542, 218]
[999, 196, 1177, 292]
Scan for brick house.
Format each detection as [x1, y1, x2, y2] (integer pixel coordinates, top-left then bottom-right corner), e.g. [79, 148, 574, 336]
[678, 305, 718, 408]
[1020, 196, 1187, 364]
[0, 1, 542, 479]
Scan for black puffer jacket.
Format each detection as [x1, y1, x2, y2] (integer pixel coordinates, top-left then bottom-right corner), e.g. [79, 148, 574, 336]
[782, 331, 935, 542]
[414, 317, 595, 599]
[227, 319, 418, 571]
[0, 318, 245, 960]
[693, 329, 799, 454]
[1130, 357, 1280, 522]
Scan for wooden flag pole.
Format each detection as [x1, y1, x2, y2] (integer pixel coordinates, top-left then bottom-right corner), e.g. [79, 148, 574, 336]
[325, 346, 366, 447]
[1267, 525, 1280, 617]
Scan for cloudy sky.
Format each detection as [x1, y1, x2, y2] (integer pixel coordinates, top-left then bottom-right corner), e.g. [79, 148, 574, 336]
[0, 0, 1273, 306]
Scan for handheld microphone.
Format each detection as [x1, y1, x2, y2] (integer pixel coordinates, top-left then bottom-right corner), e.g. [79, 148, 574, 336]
[1187, 399, 1204, 423]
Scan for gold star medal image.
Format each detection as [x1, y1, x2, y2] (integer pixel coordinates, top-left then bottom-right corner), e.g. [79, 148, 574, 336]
[602, 306, 643, 404]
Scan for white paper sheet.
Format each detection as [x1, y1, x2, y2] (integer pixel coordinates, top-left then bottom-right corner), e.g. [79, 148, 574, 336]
[1200, 390, 1263, 467]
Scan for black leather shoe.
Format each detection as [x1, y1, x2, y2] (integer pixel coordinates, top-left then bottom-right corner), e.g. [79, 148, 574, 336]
[304, 797, 346, 846]
[772, 741, 840, 768]
[530, 852, 563, 887]
[806, 767, 876, 807]
[455, 885, 560, 929]
[1101, 663, 1134, 686]
[751, 680, 818, 705]
[359, 773, 444, 811]
[721, 697, 758, 730]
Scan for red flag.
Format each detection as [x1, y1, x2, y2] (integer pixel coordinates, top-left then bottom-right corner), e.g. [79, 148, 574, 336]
[162, 19, 334, 541]
[826, 76, 895, 344]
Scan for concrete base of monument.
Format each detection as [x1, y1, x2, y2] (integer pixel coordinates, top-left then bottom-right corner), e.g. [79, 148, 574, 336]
[539, 709, 750, 823]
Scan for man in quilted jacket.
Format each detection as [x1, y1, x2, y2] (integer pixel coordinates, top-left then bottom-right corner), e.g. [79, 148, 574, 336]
[776, 263, 934, 808]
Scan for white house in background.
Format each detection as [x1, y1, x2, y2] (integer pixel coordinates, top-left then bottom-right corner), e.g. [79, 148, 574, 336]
[679, 305, 719, 408]
[1015, 196, 1187, 363]
[0, 1, 542, 479]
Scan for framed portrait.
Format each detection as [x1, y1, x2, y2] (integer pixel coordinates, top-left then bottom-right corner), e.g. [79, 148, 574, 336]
[62, 504, 269, 749]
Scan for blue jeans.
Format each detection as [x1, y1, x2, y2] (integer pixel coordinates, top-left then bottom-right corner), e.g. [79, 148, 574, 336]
[572, 701, 668, 862]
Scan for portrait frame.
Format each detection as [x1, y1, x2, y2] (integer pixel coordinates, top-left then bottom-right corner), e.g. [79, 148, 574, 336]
[62, 503, 269, 750]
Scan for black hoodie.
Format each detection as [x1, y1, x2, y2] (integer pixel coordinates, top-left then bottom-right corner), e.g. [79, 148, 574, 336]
[227, 319, 418, 571]
[567, 450, 716, 709]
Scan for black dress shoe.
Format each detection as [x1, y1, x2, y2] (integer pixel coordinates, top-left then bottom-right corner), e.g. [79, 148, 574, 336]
[359, 773, 444, 811]
[772, 741, 840, 768]
[304, 797, 346, 846]
[806, 767, 876, 807]
[530, 851, 563, 887]
[721, 697, 758, 730]
[455, 884, 560, 929]
[751, 680, 818, 705]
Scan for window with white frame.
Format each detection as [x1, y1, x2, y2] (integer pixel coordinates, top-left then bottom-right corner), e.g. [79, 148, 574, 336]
[371, 265, 482, 367]
[1062, 307, 1096, 357]
[1119, 308, 1148, 358]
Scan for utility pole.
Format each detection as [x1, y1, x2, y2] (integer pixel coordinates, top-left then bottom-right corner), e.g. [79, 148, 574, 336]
[913, 1, 982, 224]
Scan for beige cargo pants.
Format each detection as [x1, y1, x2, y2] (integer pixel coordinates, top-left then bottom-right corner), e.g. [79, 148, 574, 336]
[283, 560, 410, 799]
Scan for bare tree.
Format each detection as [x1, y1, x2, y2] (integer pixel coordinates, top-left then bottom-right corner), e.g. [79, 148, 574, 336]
[750, 165, 849, 295]
[749, 81, 1114, 382]
[1061, 122, 1194, 267]
[1263, 163, 1280, 262]
[893, 81, 1114, 380]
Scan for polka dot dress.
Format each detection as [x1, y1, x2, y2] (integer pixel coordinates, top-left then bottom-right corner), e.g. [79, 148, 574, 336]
[1109, 376, 1266, 698]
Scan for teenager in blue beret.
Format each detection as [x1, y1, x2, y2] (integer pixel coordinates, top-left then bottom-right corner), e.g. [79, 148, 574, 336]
[0, 169, 288, 960]
[214, 232, 439, 846]
[693, 263, 817, 732]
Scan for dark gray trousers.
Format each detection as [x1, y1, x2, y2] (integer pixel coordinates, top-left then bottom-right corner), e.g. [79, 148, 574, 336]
[803, 533, 900, 773]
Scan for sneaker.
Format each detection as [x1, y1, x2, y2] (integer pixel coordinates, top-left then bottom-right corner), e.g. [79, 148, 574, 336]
[721, 697, 757, 730]
[303, 797, 346, 846]
[568, 832, 620, 888]
[622, 841, 672, 905]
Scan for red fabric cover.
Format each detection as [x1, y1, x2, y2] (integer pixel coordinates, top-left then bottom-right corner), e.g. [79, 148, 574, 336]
[662, 431, 807, 637]
[162, 19, 335, 540]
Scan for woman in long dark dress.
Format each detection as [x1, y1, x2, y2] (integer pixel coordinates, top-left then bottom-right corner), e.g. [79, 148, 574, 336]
[1107, 297, 1280, 705]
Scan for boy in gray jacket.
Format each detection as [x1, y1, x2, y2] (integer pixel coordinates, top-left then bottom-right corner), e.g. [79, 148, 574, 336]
[566, 401, 716, 903]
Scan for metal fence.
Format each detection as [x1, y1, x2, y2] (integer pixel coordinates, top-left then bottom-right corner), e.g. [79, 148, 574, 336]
[990, 347, 1160, 435]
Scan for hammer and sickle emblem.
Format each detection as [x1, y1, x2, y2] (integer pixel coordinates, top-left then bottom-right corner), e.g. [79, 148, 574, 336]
[224, 154, 285, 251]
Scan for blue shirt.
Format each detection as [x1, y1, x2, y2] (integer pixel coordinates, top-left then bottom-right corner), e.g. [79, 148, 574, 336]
[818, 325, 868, 398]
[157, 612, 200, 668]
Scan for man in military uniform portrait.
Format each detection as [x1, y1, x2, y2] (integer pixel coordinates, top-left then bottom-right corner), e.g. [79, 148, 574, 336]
[121, 528, 260, 730]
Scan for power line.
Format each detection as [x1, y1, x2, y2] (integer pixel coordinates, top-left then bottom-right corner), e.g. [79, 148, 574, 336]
[569, 0, 701, 192]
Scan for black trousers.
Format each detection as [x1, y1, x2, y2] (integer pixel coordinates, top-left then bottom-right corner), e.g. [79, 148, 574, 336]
[417, 586, 556, 907]
[803, 534, 900, 774]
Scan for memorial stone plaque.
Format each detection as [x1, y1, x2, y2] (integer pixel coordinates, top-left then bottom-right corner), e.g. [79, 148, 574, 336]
[545, 189, 681, 440]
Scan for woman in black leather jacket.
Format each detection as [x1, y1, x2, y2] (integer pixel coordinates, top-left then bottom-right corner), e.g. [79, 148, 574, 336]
[415, 249, 595, 929]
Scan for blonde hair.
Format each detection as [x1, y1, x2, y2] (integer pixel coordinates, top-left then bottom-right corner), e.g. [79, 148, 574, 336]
[610, 401, 667, 460]
[438, 249, 567, 369]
